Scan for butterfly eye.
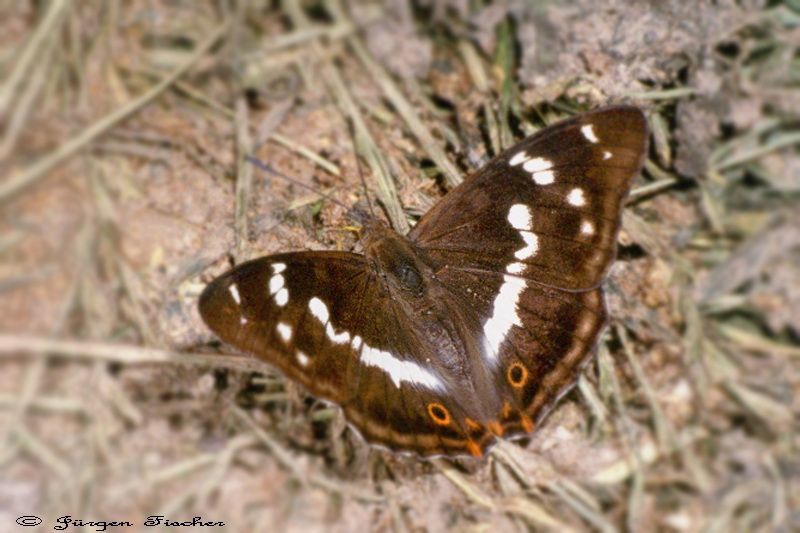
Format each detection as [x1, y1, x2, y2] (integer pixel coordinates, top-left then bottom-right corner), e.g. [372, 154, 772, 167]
[402, 266, 422, 290]
[395, 263, 423, 292]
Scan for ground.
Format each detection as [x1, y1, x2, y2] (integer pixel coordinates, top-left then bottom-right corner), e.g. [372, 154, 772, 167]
[0, 1, 798, 532]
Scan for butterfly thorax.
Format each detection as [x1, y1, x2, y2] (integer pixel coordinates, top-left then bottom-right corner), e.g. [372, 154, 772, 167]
[358, 218, 510, 424]
[362, 221, 430, 298]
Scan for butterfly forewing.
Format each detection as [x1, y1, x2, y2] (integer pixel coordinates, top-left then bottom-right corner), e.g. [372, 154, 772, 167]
[199, 253, 373, 403]
[199, 106, 648, 458]
[410, 106, 647, 291]
[199, 249, 496, 456]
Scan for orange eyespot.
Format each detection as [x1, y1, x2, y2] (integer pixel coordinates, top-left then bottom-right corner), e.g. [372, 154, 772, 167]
[427, 403, 451, 425]
[508, 363, 528, 387]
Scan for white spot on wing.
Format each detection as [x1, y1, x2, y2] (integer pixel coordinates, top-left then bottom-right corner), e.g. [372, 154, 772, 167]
[308, 295, 352, 343]
[269, 274, 284, 295]
[508, 204, 533, 231]
[533, 171, 555, 185]
[228, 284, 241, 305]
[523, 157, 551, 173]
[326, 323, 351, 344]
[275, 287, 289, 306]
[351, 335, 363, 351]
[581, 124, 599, 143]
[308, 297, 330, 324]
[581, 220, 595, 235]
[509, 152, 529, 166]
[567, 188, 586, 206]
[297, 351, 310, 366]
[360, 344, 443, 390]
[522, 156, 556, 185]
[272, 263, 287, 274]
[276, 322, 292, 343]
[506, 262, 526, 274]
[514, 231, 539, 260]
[603, 150, 612, 160]
[482, 275, 526, 363]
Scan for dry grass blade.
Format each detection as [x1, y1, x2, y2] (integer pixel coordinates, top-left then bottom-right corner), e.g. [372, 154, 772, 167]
[2, 355, 47, 451]
[626, 87, 695, 100]
[0, 17, 232, 203]
[156, 434, 257, 518]
[235, 97, 254, 260]
[714, 130, 800, 172]
[106, 445, 237, 505]
[348, 37, 463, 188]
[434, 459, 496, 510]
[11, 424, 71, 480]
[0, 0, 72, 116]
[325, 61, 407, 231]
[722, 382, 794, 433]
[145, 70, 341, 176]
[0, 334, 264, 371]
[458, 40, 501, 156]
[231, 404, 309, 482]
[283, 1, 407, 231]
[618, 325, 711, 491]
[547, 480, 616, 533]
[577, 374, 610, 426]
[0, 32, 57, 161]
[232, 405, 383, 503]
[0, 394, 86, 415]
[269, 133, 342, 177]
[502, 496, 574, 531]
[717, 324, 800, 358]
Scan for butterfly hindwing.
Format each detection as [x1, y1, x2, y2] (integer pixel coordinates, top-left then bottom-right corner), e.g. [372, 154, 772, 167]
[430, 267, 609, 439]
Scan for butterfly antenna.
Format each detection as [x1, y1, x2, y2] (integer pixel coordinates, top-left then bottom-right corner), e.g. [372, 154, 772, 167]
[245, 156, 360, 221]
[345, 118, 376, 221]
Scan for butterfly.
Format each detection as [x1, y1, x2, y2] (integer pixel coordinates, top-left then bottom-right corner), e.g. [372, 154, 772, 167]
[199, 106, 648, 458]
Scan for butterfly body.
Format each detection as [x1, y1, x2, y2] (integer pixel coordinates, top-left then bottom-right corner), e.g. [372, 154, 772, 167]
[199, 106, 648, 457]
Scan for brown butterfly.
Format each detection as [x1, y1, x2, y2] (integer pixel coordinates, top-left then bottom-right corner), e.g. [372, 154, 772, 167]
[199, 106, 648, 457]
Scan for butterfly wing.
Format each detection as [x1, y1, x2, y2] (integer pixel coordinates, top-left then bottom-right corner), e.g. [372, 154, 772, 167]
[199, 251, 495, 457]
[410, 106, 648, 440]
[410, 106, 647, 290]
[199, 253, 368, 404]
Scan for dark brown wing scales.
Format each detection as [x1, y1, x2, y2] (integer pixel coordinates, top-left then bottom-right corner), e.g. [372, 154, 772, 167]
[430, 266, 608, 446]
[411, 107, 647, 291]
[199, 252, 374, 404]
[409, 107, 647, 453]
[200, 247, 496, 457]
[198, 106, 648, 458]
